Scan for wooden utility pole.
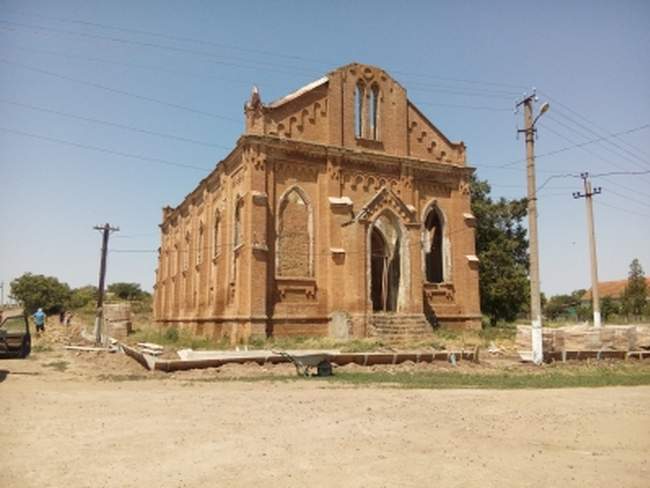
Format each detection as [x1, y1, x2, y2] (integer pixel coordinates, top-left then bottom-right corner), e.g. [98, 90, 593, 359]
[517, 91, 549, 365]
[93, 223, 119, 345]
[573, 172, 602, 327]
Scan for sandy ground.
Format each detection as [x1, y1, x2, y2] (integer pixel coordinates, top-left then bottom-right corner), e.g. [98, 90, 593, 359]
[1, 341, 649, 488]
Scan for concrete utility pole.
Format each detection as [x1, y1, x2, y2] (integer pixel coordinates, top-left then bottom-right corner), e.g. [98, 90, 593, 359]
[573, 172, 602, 327]
[93, 223, 119, 345]
[517, 91, 549, 365]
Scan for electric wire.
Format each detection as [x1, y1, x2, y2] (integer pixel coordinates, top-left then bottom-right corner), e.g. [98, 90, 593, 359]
[537, 122, 650, 186]
[0, 7, 529, 91]
[0, 99, 233, 150]
[0, 58, 242, 124]
[538, 90, 650, 160]
[595, 200, 650, 219]
[0, 127, 213, 172]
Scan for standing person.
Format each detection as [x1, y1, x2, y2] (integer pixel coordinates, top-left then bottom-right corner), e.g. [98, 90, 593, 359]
[59, 310, 65, 324]
[33, 308, 46, 335]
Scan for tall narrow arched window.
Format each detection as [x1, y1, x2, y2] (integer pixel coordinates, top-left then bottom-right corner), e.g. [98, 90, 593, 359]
[234, 197, 243, 248]
[213, 210, 221, 258]
[355, 82, 365, 138]
[424, 207, 444, 283]
[277, 187, 312, 277]
[183, 232, 190, 272]
[196, 223, 204, 266]
[370, 84, 380, 140]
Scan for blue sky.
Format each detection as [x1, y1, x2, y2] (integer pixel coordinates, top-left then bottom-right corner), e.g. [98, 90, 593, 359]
[0, 0, 648, 297]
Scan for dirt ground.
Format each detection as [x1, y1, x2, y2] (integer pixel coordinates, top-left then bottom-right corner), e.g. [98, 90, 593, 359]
[2, 329, 649, 488]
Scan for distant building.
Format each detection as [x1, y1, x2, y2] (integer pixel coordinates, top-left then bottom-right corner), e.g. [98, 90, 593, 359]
[583, 277, 650, 302]
[153, 63, 481, 341]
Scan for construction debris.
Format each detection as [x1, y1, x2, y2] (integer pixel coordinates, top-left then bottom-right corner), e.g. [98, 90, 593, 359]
[64, 345, 117, 353]
[516, 324, 650, 362]
[122, 346, 479, 373]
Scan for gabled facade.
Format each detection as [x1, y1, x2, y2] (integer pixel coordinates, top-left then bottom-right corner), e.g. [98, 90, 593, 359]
[153, 63, 481, 341]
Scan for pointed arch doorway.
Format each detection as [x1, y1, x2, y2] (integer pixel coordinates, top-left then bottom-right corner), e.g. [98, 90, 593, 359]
[370, 214, 402, 312]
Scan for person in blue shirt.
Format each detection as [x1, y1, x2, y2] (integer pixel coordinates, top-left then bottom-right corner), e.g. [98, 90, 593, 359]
[32, 308, 46, 334]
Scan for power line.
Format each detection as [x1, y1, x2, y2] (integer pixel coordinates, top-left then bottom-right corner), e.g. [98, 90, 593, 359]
[604, 187, 650, 209]
[0, 127, 212, 172]
[538, 90, 650, 160]
[595, 200, 650, 219]
[590, 170, 650, 178]
[0, 18, 319, 78]
[1, 7, 529, 91]
[412, 100, 511, 112]
[0, 99, 233, 150]
[0, 58, 242, 124]
[546, 114, 650, 170]
[1, 18, 520, 99]
[0, 21, 520, 101]
[0, 33, 521, 106]
[499, 123, 650, 168]
[538, 122, 650, 186]
[0, 36, 260, 87]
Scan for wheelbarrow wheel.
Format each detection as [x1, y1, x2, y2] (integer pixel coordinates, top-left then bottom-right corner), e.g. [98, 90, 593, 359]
[316, 360, 332, 377]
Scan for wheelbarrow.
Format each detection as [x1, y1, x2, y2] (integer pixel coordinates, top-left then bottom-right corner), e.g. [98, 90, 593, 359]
[273, 350, 334, 377]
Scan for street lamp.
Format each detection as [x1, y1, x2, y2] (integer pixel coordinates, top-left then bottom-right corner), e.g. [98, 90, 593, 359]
[517, 92, 550, 365]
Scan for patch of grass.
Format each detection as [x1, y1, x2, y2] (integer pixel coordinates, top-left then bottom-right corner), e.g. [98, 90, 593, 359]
[479, 324, 517, 343]
[170, 362, 650, 389]
[129, 326, 223, 350]
[327, 364, 650, 389]
[42, 360, 69, 372]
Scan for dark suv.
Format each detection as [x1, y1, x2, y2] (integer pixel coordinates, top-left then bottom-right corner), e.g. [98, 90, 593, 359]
[0, 313, 31, 359]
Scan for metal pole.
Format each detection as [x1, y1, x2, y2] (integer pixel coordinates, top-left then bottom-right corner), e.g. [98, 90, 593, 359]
[520, 95, 543, 365]
[573, 173, 602, 327]
[93, 223, 119, 345]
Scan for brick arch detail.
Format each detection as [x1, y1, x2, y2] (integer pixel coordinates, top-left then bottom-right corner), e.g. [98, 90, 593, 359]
[275, 185, 314, 278]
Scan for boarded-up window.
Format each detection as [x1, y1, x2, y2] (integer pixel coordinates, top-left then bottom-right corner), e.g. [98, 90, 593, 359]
[277, 188, 312, 277]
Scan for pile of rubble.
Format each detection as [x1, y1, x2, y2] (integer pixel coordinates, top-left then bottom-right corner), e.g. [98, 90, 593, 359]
[517, 324, 650, 361]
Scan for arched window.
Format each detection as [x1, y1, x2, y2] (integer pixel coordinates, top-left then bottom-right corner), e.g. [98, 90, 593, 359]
[196, 223, 204, 266]
[424, 206, 444, 283]
[183, 232, 191, 272]
[355, 81, 365, 138]
[234, 197, 243, 248]
[277, 187, 312, 277]
[370, 84, 380, 140]
[213, 210, 221, 258]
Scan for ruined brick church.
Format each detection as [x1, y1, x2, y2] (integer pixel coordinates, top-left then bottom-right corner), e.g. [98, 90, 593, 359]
[153, 63, 481, 340]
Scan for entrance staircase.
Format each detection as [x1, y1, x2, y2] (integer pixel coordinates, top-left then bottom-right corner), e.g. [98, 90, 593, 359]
[368, 313, 434, 343]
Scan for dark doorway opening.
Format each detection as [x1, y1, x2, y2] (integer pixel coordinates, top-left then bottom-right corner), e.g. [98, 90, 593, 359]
[371, 227, 400, 312]
[425, 208, 444, 283]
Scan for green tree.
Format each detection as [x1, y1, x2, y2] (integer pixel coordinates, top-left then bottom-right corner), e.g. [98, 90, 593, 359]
[622, 259, 647, 318]
[600, 296, 620, 322]
[471, 176, 530, 325]
[107, 282, 145, 301]
[10, 273, 71, 315]
[544, 289, 585, 321]
[67, 285, 98, 309]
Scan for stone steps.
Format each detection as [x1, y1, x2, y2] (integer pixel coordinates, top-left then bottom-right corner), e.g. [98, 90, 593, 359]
[368, 313, 434, 342]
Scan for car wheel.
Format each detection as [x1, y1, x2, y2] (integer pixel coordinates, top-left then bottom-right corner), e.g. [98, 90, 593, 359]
[20, 335, 31, 359]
